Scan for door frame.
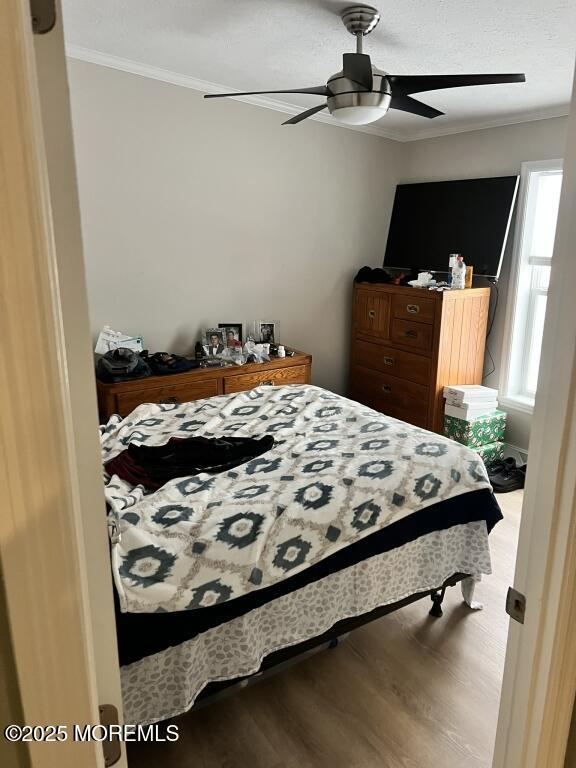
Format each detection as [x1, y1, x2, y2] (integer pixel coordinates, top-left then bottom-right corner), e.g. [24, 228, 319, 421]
[0, 0, 121, 766]
[493, 68, 576, 768]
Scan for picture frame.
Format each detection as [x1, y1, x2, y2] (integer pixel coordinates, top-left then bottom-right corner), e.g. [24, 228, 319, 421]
[218, 323, 243, 349]
[203, 327, 226, 356]
[255, 321, 276, 344]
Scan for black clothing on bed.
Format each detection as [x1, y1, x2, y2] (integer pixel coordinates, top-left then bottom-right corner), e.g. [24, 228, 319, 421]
[115, 487, 502, 666]
[105, 434, 274, 491]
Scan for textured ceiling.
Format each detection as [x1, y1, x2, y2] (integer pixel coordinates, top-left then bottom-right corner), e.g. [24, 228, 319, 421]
[62, 0, 576, 140]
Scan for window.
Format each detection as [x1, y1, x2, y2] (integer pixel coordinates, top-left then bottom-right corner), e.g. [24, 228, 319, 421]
[501, 160, 563, 410]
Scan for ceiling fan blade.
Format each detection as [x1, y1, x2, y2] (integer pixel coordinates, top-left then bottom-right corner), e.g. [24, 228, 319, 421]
[204, 85, 329, 99]
[389, 94, 444, 119]
[388, 73, 526, 95]
[342, 53, 373, 91]
[282, 103, 328, 125]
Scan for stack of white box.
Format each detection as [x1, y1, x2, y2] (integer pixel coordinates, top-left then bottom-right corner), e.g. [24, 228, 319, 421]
[443, 385, 499, 420]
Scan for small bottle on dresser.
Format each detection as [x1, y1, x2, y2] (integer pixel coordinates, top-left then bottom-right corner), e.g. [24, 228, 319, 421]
[451, 255, 466, 289]
[447, 254, 459, 287]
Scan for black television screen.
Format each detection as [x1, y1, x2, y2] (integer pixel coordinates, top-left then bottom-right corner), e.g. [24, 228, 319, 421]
[383, 176, 519, 279]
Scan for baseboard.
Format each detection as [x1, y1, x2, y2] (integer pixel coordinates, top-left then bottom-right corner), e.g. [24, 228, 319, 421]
[504, 442, 528, 463]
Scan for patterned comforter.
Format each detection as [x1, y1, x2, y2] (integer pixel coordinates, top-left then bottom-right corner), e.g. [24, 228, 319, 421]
[102, 384, 492, 613]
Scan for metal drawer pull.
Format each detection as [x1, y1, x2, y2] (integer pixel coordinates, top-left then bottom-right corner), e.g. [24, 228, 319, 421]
[382, 384, 392, 393]
[407, 304, 420, 314]
[405, 330, 418, 338]
[160, 396, 180, 404]
[383, 356, 395, 366]
[368, 309, 376, 319]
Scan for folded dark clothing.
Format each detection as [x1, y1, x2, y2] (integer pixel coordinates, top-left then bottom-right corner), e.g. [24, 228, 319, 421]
[144, 352, 200, 376]
[105, 435, 275, 491]
[96, 350, 151, 383]
[104, 450, 157, 489]
[353, 266, 392, 284]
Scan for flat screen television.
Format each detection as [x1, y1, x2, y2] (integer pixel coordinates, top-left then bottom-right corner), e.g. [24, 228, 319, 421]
[383, 176, 519, 279]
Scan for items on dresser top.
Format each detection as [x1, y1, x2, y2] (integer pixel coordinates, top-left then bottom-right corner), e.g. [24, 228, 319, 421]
[407, 271, 436, 288]
[96, 348, 151, 383]
[96, 347, 312, 420]
[354, 266, 392, 284]
[349, 283, 490, 433]
[94, 325, 144, 354]
[142, 352, 199, 376]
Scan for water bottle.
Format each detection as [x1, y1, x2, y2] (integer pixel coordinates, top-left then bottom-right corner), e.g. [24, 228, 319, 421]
[447, 254, 458, 287]
[451, 255, 466, 290]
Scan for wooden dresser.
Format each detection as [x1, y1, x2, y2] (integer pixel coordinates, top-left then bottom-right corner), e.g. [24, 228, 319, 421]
[97, 349, 312, 421]
[349, 283, 491, 433]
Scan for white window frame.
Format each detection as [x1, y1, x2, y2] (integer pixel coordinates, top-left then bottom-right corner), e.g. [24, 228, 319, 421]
[500, 159, 563, 414]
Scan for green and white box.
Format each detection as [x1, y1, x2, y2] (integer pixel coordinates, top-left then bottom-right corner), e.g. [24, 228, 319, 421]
[473, 440, 505, 464]
[443, 409, 506, 448]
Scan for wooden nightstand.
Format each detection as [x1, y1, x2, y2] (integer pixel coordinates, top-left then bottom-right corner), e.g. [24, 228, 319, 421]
[96, 348, 312, 421]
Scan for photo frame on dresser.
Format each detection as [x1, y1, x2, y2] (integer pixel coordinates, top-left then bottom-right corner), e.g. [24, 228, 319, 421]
[255, 321, 276, 344]
[203, 328, 225, 356]
[218, 323, 243, 348]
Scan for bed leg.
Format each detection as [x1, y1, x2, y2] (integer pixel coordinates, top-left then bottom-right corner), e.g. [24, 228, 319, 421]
[461, 576, 483, 611]
[429, 587, 446, 618]
[327, 632, 350, 650]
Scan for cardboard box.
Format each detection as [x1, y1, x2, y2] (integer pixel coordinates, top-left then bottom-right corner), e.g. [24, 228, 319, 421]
[444, 409, 506, 448]
[473, 440, 505, 465]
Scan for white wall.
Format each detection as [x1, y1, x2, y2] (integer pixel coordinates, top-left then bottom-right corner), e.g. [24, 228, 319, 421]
[402, 117, 569, 450]
[67, 58, 403, 394]
[68, 57, 568, 448]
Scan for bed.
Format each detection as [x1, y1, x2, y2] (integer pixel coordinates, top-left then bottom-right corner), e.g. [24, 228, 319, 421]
[101, 384, 502, 724]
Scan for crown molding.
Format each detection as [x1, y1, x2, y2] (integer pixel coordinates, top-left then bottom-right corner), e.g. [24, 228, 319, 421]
[64, 45, 404, 142]
[65, 44, 570, 144]
[400, 105, 570, 142]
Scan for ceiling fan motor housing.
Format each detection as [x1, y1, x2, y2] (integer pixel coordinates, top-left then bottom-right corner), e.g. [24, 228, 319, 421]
[203, 3, 525, 127]
[327, 68, 391, 124]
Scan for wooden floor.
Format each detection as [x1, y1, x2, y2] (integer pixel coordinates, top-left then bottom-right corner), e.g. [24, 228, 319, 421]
[128, 491, 522, 768]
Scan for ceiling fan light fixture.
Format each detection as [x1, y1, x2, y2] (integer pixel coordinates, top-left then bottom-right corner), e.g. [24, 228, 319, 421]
[204, 4, 526, 129]
[329, 104, 388, 125]
[326, 83, 392, 125]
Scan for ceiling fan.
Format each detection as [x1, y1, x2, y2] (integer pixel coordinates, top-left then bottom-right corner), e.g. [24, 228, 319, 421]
[204, 4, 525, 127]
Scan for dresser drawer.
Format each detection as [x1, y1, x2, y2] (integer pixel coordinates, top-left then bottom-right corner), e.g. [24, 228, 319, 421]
[115, 379, 219, 416]
[350, 366, 429, 426]
[353, 339, 431, 386]
[391, 293, 435, 324]
[390, 318, 434, 353]
[352, 288, 390, 341]
[224, 364, 309, 394]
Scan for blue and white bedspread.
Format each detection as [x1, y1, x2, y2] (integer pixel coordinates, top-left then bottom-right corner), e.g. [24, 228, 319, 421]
[101, 384, 492, 613]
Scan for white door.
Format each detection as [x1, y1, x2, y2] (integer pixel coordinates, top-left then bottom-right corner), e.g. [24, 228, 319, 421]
[493, 66, 576, 768]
